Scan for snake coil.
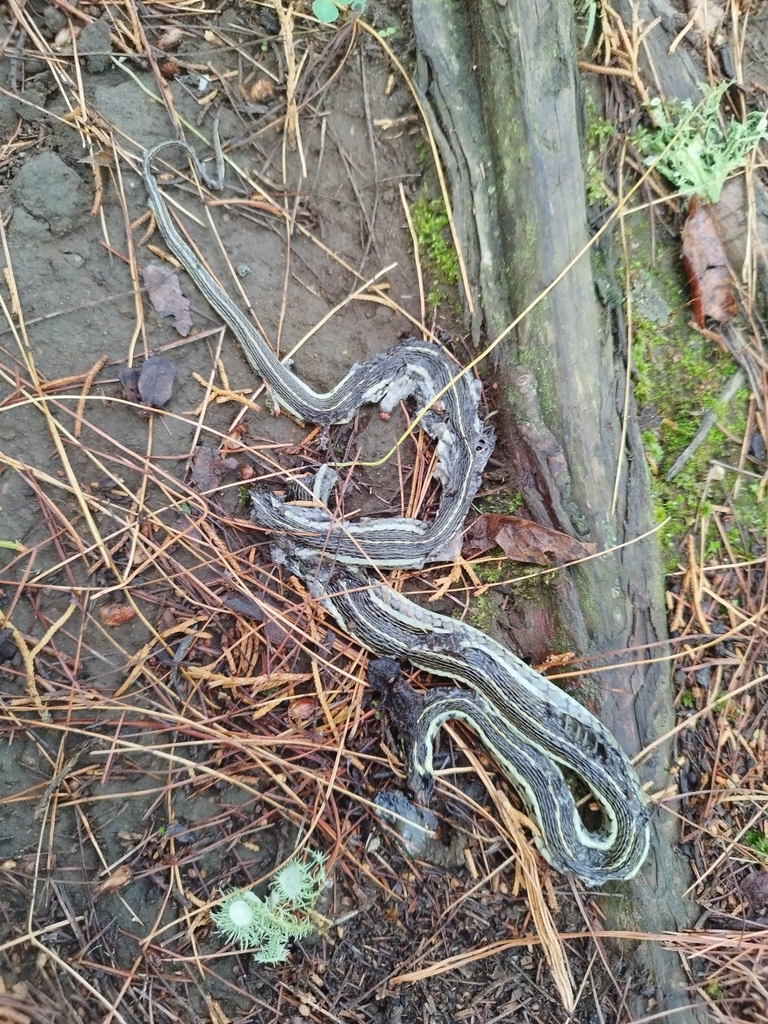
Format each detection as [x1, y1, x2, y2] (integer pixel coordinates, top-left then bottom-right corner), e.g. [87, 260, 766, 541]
[143, 140, 650, 884]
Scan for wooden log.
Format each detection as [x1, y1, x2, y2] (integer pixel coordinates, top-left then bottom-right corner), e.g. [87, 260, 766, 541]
[411, 0, 705, 1019]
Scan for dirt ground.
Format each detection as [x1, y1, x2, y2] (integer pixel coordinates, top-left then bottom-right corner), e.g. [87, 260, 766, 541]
[0, 2, 765, 1024]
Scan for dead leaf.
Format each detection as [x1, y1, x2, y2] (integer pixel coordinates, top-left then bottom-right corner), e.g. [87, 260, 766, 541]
[118, 367, 141, 403]
[78, 151, 114, 168]
[138, 356, 176, 408]
[688, 0, 726, 36]
[287, 696, 317, 726]
[681, 197, 736, 327]
[189, 446, 238, 492]
[99, 603, 135, 627]
[53, 25, 79, 51]
[463, 514, 596, 566]
[203, 994, 231, 1024]
[158, 26, 184, 50]
[141, 262, 193, 336]
[95, 864, 133, 895]
[249, 78, 276, 102]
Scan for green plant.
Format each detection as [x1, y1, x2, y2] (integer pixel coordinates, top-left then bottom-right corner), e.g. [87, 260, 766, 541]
[679, 689, 695, 709]
[578, 0, 599, 49]
[584, 109, 614, 205]
[633, 81, 768, 204]
[312, 0, 339, 23]
[744, 829, 768, 856]
[412, 197, 458, 284]
[312, 0, 365, 24]
[211, 850, 326, 962]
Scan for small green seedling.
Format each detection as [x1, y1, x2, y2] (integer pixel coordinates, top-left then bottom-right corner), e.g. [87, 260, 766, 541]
[312, 0, 338, 22]
[312, 0, 365, 24]
[633, 81, 768, 204]
[211, 850, 327, 963]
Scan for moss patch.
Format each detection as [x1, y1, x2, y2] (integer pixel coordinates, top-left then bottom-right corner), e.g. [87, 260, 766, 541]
[625, 222, 761, 569]
[411, 194, 459, 310]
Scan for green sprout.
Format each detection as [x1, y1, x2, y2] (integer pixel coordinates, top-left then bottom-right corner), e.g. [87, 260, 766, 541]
[211, 850, 327, 963]
[744, 829, 768, 857]
[312, 0, 338, 22]
[312, 0, 365, 24]
[633, 81, 768, 204]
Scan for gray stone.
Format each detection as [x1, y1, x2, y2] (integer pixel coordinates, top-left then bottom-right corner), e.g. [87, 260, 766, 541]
[42, 6, 67, 38]
[11, 152, 89, 236]
[9, 208, 51, 238]
[0, 93, 17, 134]
[9, 83, 47, 123]
[79, 19, 112, 74]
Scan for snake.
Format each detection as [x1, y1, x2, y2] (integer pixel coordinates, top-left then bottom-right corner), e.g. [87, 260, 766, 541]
[143, 140, 650, 885]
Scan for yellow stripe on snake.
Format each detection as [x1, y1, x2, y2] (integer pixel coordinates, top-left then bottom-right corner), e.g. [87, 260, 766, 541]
[143, 140, 650, 885]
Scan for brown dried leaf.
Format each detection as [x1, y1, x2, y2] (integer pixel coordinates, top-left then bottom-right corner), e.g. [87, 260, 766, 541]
[249, 78, 276, 102]
[158, 26, 184, 50]
[287, 696, 317, 725]
[78, 150, 114, 168]
[118, 367, 141, 404]
[95, 864, 133, 895]
[189, 446, 238, 492]
[681, 197, 736, 327]
[99, 603, 136, 627]
[688, 0, 726, 35]
[141, 262, 193, 336]
[463, 514, 596, 566]
[138, 356, 176, 408]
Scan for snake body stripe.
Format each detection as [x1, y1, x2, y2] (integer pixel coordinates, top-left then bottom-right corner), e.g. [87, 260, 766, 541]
[294, 558, 650, 885]
[144, 141, 650, 883]
[143, 140, 493, 568]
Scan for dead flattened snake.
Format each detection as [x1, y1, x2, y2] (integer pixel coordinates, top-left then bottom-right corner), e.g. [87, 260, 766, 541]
[143, 140, 650, 885]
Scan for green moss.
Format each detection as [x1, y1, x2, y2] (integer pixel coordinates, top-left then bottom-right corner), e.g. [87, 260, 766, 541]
[474, 491, 524, 516]
[470, 559, 508, 585]
[411, 194, 459, 310]
[468, 591, 500, 634]
[623, 222, 760, 569]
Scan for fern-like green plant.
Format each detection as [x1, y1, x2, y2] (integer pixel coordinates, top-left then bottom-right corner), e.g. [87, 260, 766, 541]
[211, 850, 326, 963]
[633, 82, 768, 204]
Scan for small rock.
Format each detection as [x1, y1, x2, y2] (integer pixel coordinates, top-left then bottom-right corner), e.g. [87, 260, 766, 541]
[42, 6, 67, 38]
[751, 432, 766, 463]
[0, 629, 17, 662]
[12, 152, 89, 236]
[79, 19, 112, 74]
[10, 84, 47, 123]
[8, 208, 50, 238]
